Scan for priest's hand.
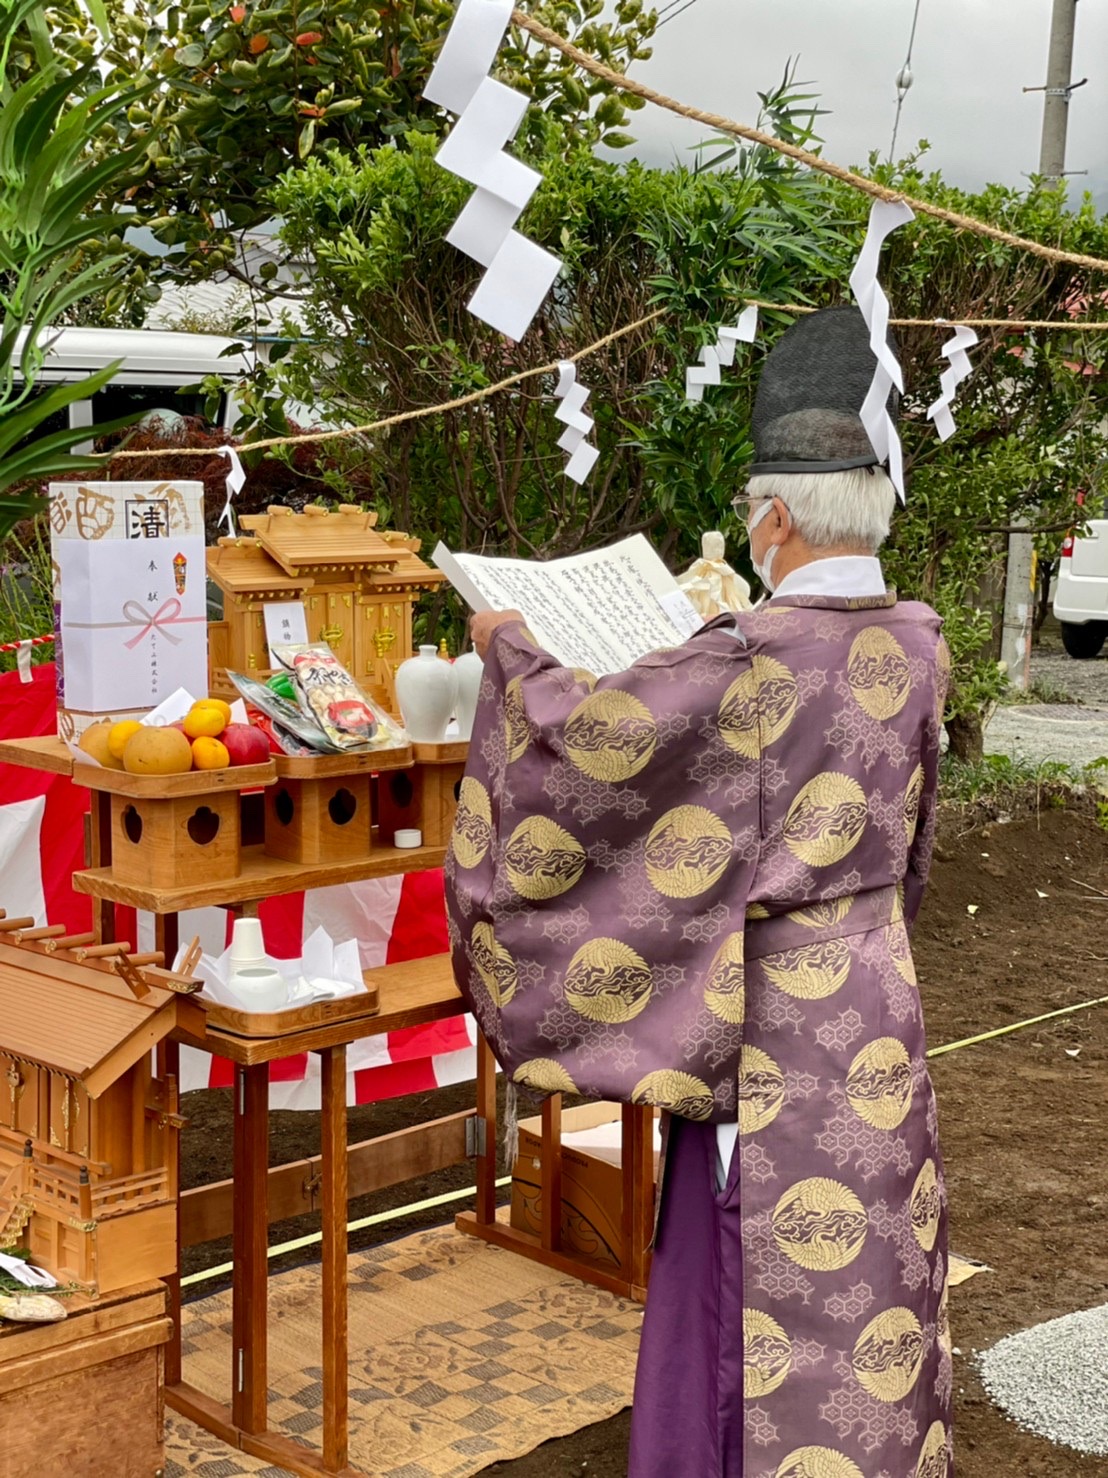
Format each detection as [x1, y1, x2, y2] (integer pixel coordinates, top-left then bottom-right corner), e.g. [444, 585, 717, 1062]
[470, 609, 525, 660]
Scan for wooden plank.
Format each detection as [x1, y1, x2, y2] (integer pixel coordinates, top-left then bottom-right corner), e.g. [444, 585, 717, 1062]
[0, 1316, 172, 1393]
[455, 1212, 639, 1303]
[173, 954, 463, 1065]
[232, 1063, 269, 1434]
[181, 1112, 472, 1246]
[621, 1104, 655, 1289]
[411, 740, 469, 765]
[73, 840, 449, 911]
[163, 1035, 183, 1388]
[1, 1345, 165, 1477]
[474, 1033, 497, 1226]
[321, 1045, 348, 1471]
[166, 1380, 243, 1449]
[202, 980, 379, 1041]
[0, 1284, 165, 1360]
[78, 759, 275, 799]
[0, 734, 74, 775]
[540, 1096, 562, 1253]
[274, 747, 414, 779]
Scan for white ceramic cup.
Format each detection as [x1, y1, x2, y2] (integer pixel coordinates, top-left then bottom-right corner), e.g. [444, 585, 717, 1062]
[230, 964, 289, 1012]
[230, 917, 266, 969]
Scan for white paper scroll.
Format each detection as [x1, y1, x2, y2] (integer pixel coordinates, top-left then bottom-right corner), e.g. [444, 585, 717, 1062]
[848, 199, 915, 501]
[217, 445, 247, 537]
[553, 360, 599, 483]
[685, 305, 759, 401]
[927, 323, 979, 442]
[429, 0, 562, 341]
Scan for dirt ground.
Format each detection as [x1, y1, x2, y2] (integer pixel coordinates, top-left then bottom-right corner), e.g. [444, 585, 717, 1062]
[180, 807, 1108, 1476]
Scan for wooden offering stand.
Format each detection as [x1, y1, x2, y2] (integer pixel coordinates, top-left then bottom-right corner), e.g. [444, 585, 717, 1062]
[0, 729, 658, 1476]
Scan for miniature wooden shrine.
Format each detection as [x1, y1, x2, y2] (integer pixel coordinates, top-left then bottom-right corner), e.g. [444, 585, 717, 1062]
[0, 922, 202, 1297]
[207, 503, 445, 713]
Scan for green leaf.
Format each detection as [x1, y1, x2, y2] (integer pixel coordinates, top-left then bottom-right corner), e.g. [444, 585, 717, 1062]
[175, 42, 205, 66]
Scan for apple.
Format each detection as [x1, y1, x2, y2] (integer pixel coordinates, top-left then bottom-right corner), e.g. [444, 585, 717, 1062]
[221, 723, 271, 767]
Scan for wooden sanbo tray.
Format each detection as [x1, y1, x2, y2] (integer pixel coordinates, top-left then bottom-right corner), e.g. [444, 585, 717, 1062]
[272, 746, 413, 779]
[200, 978, 380, 1038]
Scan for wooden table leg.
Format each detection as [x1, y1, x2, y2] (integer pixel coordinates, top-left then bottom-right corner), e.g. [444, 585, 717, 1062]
[88, 792, 114, 944]
[232, 1062, 269, 1434]
[474, 1033, 497, 1226]
[621, 1104, 654, 1293]
[540, 1095, 562, 1253]
[163, 1037, 183, 1387]
[321, 1045, 348, 1471]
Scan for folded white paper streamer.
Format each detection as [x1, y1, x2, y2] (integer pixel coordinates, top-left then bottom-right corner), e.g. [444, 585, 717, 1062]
[553, 361, 599, 484]
[685, 305, 759, 401]
[428, 0, 562, 341]
[849, 199, 915, 501]
[927, 323, 979, 442]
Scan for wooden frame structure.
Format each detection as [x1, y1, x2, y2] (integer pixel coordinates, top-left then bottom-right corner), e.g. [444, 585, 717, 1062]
[0, 731, 657, 1476]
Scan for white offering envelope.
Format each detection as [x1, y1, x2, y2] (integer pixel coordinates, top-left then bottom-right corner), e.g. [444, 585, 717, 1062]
[185, 926, 363, 1013]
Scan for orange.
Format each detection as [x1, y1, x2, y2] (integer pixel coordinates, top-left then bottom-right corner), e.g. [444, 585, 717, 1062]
[191, 735, 230, 770]
[122, 726, 193, 776]
[184, 704, 227, 739]
[107, 719, 143, 760]
[199, 697, 233, 725]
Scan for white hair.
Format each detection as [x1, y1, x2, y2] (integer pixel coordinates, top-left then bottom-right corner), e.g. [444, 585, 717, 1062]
[745, 467, 897, 554]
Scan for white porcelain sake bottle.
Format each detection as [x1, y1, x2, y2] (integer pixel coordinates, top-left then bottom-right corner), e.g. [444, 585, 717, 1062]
[395, 645, 458, 743]
[452, 650, 484, 740]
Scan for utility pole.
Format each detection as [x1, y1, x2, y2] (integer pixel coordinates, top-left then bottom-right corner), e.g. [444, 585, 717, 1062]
[1002, 0, 1082, 689]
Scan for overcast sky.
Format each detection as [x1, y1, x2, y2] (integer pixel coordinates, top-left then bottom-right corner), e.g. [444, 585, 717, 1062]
[619, 0, 1108, 208]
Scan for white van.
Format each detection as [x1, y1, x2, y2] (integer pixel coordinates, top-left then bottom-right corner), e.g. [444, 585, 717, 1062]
[14, 326, 254, 443]
[1053, 497, 1108, 658]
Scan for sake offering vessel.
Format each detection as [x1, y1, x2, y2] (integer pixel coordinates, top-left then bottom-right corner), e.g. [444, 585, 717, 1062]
[452, 649, 484, 740]
[395, 645, 458, 743]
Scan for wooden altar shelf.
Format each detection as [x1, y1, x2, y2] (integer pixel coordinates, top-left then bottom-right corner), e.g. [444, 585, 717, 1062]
[72, 837, 449, 912]
[0, 1281, 172, 1477]
[264, 747, 412, 867]
[0, 933, 203, 1297]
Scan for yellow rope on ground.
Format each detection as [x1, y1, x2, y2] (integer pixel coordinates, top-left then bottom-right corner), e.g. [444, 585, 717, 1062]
[511, 9, 1108, 277]
[926, 992, 1108, 1058]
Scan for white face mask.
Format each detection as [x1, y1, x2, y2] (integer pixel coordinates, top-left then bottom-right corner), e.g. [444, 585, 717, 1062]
[746, 498, 789, 593]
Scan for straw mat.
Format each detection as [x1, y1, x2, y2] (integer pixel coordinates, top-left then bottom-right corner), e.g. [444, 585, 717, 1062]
[165, 1223, 642, 1477]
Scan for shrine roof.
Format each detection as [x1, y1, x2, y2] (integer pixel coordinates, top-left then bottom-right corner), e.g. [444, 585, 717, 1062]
[0, 943, 183, 1095]
[238, 506, 402, 577]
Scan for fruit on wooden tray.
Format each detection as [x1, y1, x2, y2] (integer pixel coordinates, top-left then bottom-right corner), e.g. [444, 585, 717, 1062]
[200, 697, 233, 725]
[183, 703, 227, 740]
[107, 719, 143, 760]
[190, 735, 231, 770]
[121, 725, 194, 776]
[77, 722, 124, 770]
[221, 723, 270, 767]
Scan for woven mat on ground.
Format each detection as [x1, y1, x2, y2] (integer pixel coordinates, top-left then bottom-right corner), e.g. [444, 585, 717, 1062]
[166, 1224, 642, 1478]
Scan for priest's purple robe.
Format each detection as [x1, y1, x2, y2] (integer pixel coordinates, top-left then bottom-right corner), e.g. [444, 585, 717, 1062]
[445, 590, 952, 1478]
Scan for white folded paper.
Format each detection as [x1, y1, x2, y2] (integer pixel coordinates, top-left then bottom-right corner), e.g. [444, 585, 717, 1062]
[927, 323, 979, 442]
[849, 199, 915, 501]
[552, 360, 599, 484]
[685, 305, 759, 401]
[424, 0, 513, 114]
[0, 1252, 57, 1289]
[428, 0, 562, 341]
[184, 926, 364, 1012]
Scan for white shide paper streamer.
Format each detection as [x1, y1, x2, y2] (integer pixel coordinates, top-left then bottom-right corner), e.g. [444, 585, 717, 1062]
[553, 361, 599, 484]
[927, 323, 979, 442]
[685, 305, 759, 401]
[426, 0, 562, 341]
[217, 445, 247, 537]
[848, 198, 915, 501]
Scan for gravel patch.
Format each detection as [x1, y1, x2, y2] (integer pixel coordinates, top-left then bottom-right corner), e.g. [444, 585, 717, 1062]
[979, 1303, 1108, 1456]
